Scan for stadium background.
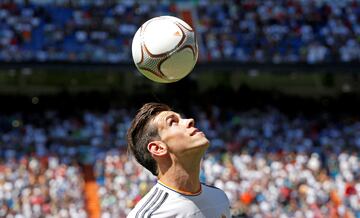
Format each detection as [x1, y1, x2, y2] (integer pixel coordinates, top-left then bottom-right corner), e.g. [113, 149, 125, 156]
[0, 0, 360, 217]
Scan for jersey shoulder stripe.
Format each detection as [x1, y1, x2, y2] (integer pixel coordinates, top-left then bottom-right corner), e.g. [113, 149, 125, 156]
[140, 190, 164, 218]
[135, 187, 159, 218]
[147, 192, 169, 217]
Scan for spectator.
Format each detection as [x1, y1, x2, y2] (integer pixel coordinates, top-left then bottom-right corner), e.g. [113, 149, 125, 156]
[0, 0, 359, 63]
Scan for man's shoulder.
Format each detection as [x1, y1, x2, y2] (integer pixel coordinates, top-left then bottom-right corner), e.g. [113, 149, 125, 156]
[201, 183, 222, 191]
[200, 183, 230, 207]
[127, 184, 168, 218]
[128, 183, 231, 218]
[201, 183, 228, 198]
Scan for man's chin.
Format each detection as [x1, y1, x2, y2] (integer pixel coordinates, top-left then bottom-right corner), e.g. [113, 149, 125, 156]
[201, 141, 210, 150]
[202, 138, 210, 148]
[194, 139, 210, 152]
[184, 140, 210, 154]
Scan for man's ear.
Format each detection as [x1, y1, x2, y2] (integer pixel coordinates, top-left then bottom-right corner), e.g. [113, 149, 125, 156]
[147, 141, 167, 157]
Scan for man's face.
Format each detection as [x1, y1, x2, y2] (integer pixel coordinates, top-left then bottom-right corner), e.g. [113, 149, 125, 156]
[152, 110, 209, 157]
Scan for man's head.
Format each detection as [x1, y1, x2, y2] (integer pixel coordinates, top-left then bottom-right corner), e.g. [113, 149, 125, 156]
[127, 103, 209, 176]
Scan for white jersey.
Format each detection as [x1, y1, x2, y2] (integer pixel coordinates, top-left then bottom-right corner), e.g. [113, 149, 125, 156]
[127, 181, 230, 218]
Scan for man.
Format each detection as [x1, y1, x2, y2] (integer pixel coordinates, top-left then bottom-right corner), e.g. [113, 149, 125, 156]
[127, 102, 230, 218]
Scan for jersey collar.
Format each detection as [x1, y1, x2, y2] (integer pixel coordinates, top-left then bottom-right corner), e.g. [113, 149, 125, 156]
[158, 180, 202, 196]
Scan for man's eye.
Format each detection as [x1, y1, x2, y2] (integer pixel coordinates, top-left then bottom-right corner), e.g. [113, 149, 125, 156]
[169, 119, 177, 126]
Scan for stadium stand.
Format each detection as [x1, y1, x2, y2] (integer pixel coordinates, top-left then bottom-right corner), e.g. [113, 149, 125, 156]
[0, 0, 359, 217]
[1, 102, 360, 217]
[0, 0, 359, 63]
[0, 154, 87, 217]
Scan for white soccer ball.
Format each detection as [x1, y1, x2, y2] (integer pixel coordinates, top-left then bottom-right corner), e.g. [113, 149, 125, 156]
[132, 16, 198, 83]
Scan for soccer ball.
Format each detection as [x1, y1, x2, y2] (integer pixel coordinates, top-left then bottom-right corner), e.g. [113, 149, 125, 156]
[132, 16, 198, 83]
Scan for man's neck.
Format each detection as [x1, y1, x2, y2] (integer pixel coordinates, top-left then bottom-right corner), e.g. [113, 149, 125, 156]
[158, 163, 201, 194]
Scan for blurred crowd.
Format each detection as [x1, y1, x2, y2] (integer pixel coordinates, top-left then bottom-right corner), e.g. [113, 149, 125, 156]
[197, 0, 360, 63]
[0, 109, 131, 218]
[0, 0, 359, 63]
[1, 105, 360, 217]
[0, 153, 86, 218]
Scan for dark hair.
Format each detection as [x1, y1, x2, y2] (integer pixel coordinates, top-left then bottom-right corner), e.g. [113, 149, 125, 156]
[127, 102, 171, 176]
